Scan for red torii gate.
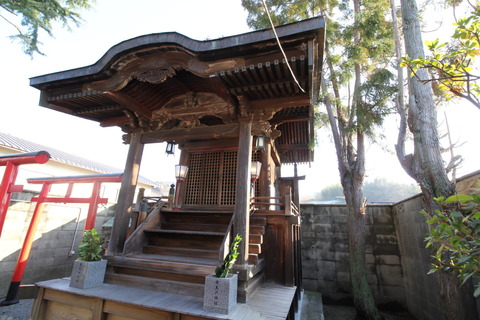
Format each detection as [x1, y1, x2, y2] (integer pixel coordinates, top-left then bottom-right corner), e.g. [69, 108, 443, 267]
[0, 151, 51, 237]
[1, 173, 123, 306]
[28, 173, 124, 231]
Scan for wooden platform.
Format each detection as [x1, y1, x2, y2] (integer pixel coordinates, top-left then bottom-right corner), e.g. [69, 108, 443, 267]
[31, 278, 296, 320]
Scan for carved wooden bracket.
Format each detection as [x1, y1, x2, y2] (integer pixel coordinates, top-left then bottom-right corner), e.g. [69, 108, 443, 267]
[105, 91, 152, 119]
[134, 68, 175, 84]
[84, 50, 242, 93]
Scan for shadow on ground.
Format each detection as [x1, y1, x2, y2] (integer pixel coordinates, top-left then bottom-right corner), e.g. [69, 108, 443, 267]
[0, 299, 33, 320]
[323, 304, 416, 320]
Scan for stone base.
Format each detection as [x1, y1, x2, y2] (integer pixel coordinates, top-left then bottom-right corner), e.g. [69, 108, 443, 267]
[69, 259, 107, 289]
[203, 274, 238, 314]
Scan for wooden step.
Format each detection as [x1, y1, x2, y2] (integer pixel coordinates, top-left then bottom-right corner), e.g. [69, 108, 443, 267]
[144, 229, 225, 237]
[144, 230, 224, 250]
[112, 265, 206, 284]
[162, 208, 233, 215]
[249, 243, 261, 254]
[143, 245, 218, 259]
[250, 216, 267, 226]
[249, 258, 266, 279]
[249, 234, 263, 244]
[107, 255, 216, 275]
[161, 211, 232, 225]
[162, 222, 228, 233]
[125, 253, 217, 266]
[238, 271, 265, 303]
[248, 254, 259, 264]
[104, 272, 205, 297]
[249, 225, 265, 235]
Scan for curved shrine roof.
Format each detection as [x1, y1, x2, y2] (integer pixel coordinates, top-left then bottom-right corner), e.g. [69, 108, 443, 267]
[30, 17, 325, 164]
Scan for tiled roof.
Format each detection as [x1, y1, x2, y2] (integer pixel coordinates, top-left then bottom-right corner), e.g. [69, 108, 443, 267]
[0, 132, 158, 187]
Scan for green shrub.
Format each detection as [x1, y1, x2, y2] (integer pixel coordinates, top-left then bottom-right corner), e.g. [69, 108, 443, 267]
[422, 194, 480, 296]
[215, 234, 242, 278]
[77, 229, 104, 262]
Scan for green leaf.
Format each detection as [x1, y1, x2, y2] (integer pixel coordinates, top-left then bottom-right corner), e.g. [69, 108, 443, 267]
[461, 272, 475, 285]
[474, 285, 480, 298]
[458, 255, 472, 264]
[428, 268, 438, 275]
[444, 194, 472, 204]
[450, 211, 464, 218]
[472, 194, 480, 204]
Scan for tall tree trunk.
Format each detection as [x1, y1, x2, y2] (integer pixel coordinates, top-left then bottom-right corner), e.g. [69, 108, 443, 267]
[323, 72, 383, 320]
[397, 0, 478, 319]
[347, 1, 384, 317]
[399, 0, 455, 205]
[342, 135, 384, 320]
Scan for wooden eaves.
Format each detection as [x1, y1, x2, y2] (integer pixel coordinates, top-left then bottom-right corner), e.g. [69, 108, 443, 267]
[30, 17, 325, 164]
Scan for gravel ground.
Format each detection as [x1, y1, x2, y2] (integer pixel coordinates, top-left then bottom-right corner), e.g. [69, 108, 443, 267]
[0, 298, 417, 320]
[323, 304, 417, 320]
[0, 300, 33, 320]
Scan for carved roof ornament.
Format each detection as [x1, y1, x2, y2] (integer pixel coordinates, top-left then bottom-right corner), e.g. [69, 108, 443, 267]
[252, 120, 272, 136]
[134, 68, 175, 84]
[29, 17, 325, 163]
[184, 92, 199, 108]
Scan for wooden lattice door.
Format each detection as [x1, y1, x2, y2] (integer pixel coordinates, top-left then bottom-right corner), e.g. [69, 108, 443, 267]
[184, 151, 238, 207]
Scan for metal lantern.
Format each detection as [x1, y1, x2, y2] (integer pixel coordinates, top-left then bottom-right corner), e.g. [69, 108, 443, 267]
[175, 164, 189, 182]
[250, 161, 262, 182]
[255, 136, 266, 151]
[165, 142, 175, 155]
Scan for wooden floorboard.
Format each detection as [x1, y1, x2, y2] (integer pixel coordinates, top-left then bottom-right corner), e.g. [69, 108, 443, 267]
[126, 253, 218, 265]
[34, 278, 295, 319]
[247, 283, 296, 320]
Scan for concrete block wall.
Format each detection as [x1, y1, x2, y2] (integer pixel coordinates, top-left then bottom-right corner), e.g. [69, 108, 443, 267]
[301, 204, 405, 306]
[301, 171, 480, 319]
[392, 196, 444, 319]
[0, 198, 115, 298]
[393, 193, 480, 320]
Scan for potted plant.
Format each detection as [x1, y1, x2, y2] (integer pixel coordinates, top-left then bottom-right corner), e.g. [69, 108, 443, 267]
[203, 234, 242, 314]
[69, 229, 107, 289]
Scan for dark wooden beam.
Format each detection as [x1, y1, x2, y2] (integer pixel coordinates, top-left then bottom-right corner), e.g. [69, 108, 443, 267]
[141, 123, 240, 143]
[270, 114, 309, 126]
[181, 139, 238, 152]
[105, 91, 152, 119]
[73, 104, 123, 115]
[233, 122, 252, 268]
[107, 132, 144, 255]
[276, 144, 310, 150]
[100, 116, 130, 127]
[250, 96, 310, 110]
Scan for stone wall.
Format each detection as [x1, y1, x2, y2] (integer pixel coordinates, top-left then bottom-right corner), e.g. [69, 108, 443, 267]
[0, 196, 115, 298]
[394, 193, 480, 320]
[301, 204, 405, 306]
[392, 195, 444, 319]
[301, 170, 480, 319]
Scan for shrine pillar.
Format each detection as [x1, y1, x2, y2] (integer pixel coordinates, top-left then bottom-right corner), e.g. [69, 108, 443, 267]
[233, 122, 252, 267]
[108, 133, 144, 255]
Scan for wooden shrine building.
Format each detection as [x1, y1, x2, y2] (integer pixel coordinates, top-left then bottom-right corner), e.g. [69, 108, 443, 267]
[29, 17, 325, 319]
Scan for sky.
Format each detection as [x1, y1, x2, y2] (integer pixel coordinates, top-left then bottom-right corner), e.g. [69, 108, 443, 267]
[0, 0, 478, 199]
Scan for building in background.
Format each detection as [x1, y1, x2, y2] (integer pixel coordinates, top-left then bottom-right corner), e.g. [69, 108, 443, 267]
[0, 132, 160, 297]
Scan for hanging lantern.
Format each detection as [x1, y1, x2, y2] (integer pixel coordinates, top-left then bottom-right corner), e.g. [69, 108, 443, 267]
[255, 135, 266, 151]
[174, 164, 188, 209]
[165, 142, 176, 155]
[175, 164, 189, 182]
[250, 161, 262, 182]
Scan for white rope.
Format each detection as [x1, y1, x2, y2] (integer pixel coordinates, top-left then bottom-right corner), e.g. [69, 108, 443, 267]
[261, 0, 305, 93]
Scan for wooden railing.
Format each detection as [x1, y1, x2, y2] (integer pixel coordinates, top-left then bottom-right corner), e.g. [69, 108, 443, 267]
[250, 189, 302, 314]
[218, 217, 234, 264]
[250, 193, 299, 216]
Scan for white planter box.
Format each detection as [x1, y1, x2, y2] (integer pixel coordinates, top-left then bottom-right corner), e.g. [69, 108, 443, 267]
[69, 259, 107, 289]
[203, 274, 238, 314]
